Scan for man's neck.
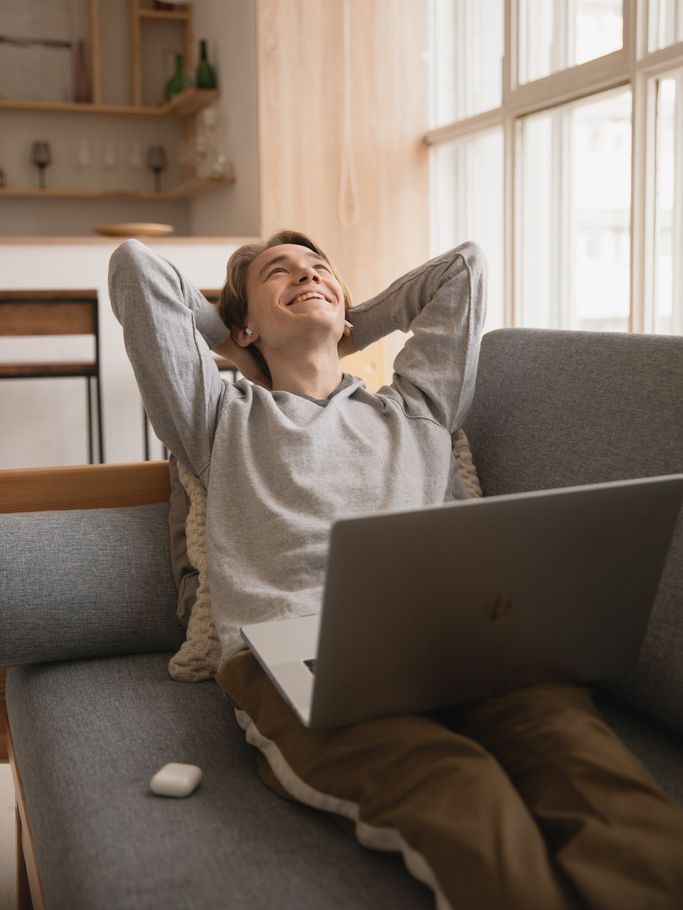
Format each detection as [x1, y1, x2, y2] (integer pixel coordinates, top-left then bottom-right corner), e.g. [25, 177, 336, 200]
[267, 346, 343, 400]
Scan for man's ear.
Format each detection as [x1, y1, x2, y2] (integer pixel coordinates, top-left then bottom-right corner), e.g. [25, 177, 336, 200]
[232, 326, 258, 348]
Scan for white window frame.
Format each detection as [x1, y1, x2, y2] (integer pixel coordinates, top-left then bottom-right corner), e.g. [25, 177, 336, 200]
[426, 0, 683, 333]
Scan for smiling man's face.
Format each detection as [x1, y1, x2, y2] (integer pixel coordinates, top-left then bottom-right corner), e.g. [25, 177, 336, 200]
[240, 244, 346, 350]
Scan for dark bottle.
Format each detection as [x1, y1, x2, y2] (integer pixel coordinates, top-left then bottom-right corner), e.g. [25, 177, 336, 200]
[195, 40, 217, 90]
[73, 40, 92, 103]
[164, 54, 193, 101]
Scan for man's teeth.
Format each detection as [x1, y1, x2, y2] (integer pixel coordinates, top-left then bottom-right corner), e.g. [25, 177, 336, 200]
[291, 293, 325, 304]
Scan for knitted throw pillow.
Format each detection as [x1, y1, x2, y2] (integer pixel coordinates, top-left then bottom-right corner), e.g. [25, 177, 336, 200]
[167, 429, 483, 682]
[167, 460, 221, 681]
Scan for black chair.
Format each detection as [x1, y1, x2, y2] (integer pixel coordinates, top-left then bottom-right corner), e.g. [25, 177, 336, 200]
[0, 290, 104, 464]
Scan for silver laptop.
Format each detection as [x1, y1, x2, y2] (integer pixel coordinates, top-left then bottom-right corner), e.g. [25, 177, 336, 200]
[241, 474, 683, 730]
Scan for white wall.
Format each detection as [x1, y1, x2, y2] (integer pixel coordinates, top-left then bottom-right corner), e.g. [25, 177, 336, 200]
[190, 0, 260, 237]
[0, 238, 248, 468]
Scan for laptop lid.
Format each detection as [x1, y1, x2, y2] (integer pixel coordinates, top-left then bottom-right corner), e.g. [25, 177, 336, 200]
[304, 474, 683, 729]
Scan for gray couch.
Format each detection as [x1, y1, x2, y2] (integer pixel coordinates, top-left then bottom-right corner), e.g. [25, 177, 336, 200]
[3, 327, 682, 910]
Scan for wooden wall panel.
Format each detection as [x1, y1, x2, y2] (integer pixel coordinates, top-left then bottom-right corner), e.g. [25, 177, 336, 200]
[256, 0, 430, 388]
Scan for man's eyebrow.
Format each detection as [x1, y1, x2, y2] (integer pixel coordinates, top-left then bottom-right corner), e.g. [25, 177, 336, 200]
[258, 250, 325, 280]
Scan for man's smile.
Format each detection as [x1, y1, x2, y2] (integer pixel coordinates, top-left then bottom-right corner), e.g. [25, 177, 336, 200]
[286, 290, 332, 306]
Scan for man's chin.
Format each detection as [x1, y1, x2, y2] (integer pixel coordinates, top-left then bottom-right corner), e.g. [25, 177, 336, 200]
[286, 310, 340, 331]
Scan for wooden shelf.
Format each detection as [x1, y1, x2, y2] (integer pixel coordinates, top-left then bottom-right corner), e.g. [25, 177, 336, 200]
[138, 9, 191, 22]
[163, 176, 235, 198]
[165, 89, 219, 116]
[0, 89, 219, 119]
[0, 177, 234, 201]
[0, 0, 231, 234]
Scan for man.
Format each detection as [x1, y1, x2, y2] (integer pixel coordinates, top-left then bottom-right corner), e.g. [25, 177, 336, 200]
[110, 230, 683, 910]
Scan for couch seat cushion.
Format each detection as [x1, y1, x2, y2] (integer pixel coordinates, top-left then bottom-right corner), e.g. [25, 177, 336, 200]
[7, 654, 432, 910]
[593, 691, 683, 804]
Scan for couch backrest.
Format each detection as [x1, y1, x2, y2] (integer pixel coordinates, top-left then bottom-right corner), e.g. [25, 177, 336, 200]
[464, 328, 683, 735]
[464, 328, 682, 494]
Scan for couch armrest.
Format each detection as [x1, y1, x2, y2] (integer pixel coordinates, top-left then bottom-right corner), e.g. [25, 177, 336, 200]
[0, 462, 170, 514]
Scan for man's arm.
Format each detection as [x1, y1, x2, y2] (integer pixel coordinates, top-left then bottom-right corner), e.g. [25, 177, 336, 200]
[348, 242, 487, 433]
[109, 239, 230, 481]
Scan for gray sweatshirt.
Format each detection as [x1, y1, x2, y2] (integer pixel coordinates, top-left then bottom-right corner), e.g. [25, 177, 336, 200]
[109, 239, 486, 668]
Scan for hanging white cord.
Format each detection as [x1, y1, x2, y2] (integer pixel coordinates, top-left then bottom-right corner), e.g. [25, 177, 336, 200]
[338, 0, 361, 227]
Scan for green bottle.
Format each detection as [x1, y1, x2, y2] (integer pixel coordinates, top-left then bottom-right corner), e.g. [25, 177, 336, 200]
[164, 54, 193, 101]
[195, 40, 217, 90]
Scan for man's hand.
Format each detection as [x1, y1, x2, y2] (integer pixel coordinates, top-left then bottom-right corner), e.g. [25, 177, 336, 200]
[213, 334, 272, 389]
[338, 325, 358, 359]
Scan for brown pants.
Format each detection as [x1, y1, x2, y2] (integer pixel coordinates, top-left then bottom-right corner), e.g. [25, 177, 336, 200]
[217, 651, 683, 910]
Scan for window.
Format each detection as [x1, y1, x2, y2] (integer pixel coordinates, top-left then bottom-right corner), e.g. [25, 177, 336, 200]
[519, 90, 631, 330]
[649, 0, 683, 50]
[428, 0, 683, 336]
[519, 0, 623, 84]
[431, 129, 504, 330]
[431, 0, 504, 127]
[655, 73, 683, 333]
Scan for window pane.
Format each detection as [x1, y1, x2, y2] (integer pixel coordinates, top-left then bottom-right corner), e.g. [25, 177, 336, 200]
[654, 74, 683, 334]
[519, 90, 631, 331]
[431, 0, 504, 127]
[648, 0, 683, 52]
[519, 0, 623, 85]
[431, 128, 504, 330]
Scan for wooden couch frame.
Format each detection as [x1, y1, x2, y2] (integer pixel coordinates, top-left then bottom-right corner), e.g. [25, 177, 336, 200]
[0, 461, 170, 910]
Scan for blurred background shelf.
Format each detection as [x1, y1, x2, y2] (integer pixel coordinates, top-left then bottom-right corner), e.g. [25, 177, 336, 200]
[0, 177, 234, 201]
[0, 90, 220, 118]
[0, 0, 228, 234]
[138, 9, 191, 22]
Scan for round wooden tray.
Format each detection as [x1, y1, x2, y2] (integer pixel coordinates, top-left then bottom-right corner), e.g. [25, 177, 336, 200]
[92, 223, 175, 237]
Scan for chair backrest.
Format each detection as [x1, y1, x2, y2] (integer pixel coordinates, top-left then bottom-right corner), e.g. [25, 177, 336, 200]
[201, 288, 221, 305]
[0, 290, 98, 337]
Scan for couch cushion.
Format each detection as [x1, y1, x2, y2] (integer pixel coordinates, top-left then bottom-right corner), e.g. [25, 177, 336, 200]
[593, 691, 683, 805]
[168, 455, 198, 629]
[8, 658, 681, 910]
[7, 654, 432, 910]
[464, 328, 683, 736]
[464, 329, 683, 495]
[0, 504, 183, 667]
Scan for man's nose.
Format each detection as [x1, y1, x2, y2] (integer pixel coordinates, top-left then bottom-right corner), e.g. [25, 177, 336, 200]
[296, 267, 319, 283]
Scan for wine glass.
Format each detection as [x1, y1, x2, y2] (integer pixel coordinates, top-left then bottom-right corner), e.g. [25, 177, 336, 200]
[76, 138, 91, 189]
[103, 139, 118, 190]
[76, 139, 91, 168]
[31, 141, 52, 190]
[146, 145, 167, 192]
[128, 142, 143, 191]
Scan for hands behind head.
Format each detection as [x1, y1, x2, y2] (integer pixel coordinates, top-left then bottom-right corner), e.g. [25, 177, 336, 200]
[213, 333, 272, 389]
[213, 319, 356, 390]
[338, 320, 358, 360]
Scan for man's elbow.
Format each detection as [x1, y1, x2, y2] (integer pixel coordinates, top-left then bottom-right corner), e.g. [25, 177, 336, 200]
[108, 239, 148, 314]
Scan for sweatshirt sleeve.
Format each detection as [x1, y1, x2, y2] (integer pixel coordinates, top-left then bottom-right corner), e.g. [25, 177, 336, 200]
[108, 239, 231, 481]
[349, 241, 487, 434]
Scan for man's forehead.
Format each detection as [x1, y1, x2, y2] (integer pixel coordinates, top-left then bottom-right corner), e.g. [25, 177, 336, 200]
[252, 244, 321, 266]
